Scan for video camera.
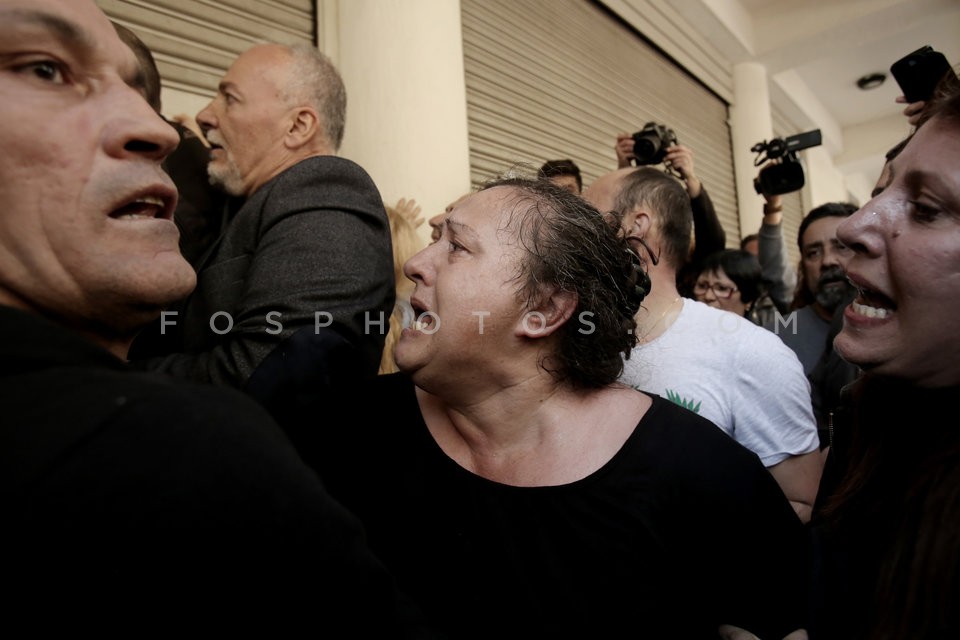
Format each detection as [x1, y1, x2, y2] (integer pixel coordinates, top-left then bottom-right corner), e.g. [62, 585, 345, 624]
[632, 122, 678, 166]
[751, 129, 822, 195]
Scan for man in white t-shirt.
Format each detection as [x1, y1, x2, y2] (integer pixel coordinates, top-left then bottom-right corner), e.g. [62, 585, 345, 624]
[585, 166, 821, 523]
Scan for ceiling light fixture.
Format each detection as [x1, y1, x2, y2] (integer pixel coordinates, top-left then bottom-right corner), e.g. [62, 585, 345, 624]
[856, 72, 886, 90]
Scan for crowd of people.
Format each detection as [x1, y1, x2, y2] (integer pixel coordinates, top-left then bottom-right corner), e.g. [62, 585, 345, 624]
[4, 0, 958, 637]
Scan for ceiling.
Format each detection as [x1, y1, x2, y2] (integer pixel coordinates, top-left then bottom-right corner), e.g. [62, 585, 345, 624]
[743, 0, 959, 124]
[611, 0, 960, 196]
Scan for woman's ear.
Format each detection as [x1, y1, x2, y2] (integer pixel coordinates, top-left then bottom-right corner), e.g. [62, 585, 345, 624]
[515, 288, 578, 339]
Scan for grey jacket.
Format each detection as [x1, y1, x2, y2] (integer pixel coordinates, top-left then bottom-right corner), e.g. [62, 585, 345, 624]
[758, 219, 797, 314]
[141, 155, 395, 389]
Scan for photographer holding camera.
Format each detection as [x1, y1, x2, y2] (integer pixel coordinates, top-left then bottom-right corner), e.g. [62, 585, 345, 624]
[615, 130, 725, 297]
[752, 164, 798, 318]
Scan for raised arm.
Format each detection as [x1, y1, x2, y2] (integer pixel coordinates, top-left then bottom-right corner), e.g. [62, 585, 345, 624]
[756, 174, 797, 314]
[667, 144, 725, 263]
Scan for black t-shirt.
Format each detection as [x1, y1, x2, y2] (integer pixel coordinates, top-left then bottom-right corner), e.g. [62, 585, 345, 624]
[0, 306, 414, 634]
[311, 373, 809, 639]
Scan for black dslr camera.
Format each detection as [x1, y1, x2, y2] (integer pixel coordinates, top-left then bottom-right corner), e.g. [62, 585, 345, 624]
[632, 122, 677, 165]
[751, 129, 822, 195]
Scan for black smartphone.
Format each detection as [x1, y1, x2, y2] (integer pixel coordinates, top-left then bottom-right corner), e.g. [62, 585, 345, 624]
[890, 45, 955, 103]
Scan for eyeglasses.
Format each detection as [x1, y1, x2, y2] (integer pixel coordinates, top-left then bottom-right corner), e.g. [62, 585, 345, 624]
[693, 281, 738, 298]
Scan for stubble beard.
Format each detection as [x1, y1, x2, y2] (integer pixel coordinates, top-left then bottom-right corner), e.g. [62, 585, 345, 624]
[814, 266, 855, 313]
[207, 152, 245, 197]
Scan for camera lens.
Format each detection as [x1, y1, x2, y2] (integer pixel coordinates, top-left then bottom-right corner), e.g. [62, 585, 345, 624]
[635, 136, 658, 161]
[632, 123, 674, 165]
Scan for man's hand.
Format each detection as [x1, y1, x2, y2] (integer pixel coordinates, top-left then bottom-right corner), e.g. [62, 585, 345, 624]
[615, 132, 635, 169]
[754, 160, 784, 221]
[664, 144, 701, 198]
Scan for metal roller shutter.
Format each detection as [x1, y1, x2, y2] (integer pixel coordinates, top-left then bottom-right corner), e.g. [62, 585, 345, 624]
[461, 0, 740, 242]
[96, 0, 315, 98]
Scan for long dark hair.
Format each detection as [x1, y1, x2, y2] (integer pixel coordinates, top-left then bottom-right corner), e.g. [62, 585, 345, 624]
[816, 376, 960, 639]
[815, 74, 960, 639]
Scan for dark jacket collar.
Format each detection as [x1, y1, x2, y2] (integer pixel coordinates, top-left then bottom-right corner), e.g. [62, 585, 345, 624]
[0, 305, 127, 377]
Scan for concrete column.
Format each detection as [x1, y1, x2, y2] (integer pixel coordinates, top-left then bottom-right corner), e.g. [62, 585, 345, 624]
[730, 62, 773, 240]
[329, 0, 472, 246]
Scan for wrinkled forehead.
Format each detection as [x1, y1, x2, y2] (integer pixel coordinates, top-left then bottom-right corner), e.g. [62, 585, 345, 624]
[802, 215, 845, 246]
[1, 0, 140, 82]
[450, 187, 510, 225]
[447, 186, 531, 244]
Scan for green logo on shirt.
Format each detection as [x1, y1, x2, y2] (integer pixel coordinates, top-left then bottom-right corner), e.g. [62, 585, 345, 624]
[665, 389, 702, 414]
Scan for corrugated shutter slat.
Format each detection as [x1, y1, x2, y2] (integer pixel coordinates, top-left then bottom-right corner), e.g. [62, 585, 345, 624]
[96, 0, 314, 98]
[462, 0, 740, 243]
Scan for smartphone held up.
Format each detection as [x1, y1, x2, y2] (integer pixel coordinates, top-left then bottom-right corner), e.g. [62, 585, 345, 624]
[890, 45, 957, 104]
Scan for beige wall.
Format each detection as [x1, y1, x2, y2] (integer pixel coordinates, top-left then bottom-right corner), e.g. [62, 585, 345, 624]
[731, 62, 774, 237]
[804, 146, 851, 208]
[160, 89, 210, 134]
[334, 0, 472, 248]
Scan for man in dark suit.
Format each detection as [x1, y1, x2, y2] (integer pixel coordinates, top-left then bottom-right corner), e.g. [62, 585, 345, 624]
[0, 1, 419, 630]
[133, 43, 395, 401]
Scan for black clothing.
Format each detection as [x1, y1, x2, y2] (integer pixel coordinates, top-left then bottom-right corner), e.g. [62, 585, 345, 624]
[163, 121, 232, 268]
[808, 301, 860, 448]
[0, 305, 414, 634]
[309, 373, 809, 640]
[678, 187, 726, 297]
[810, 376, 960, 639]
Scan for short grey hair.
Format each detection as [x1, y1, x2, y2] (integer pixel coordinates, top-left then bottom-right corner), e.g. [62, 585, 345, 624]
[284, 44, 347, 151]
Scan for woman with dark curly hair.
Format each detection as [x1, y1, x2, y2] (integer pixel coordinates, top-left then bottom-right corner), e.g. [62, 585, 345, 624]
[302, 176, 809, 640]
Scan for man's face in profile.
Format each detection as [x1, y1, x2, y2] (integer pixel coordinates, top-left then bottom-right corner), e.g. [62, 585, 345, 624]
[196, 44, 297, 198]
[0, 0, 195, 335]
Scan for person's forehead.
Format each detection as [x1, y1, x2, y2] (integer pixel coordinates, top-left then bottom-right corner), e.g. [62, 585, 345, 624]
[894, 117, 960, 194]
[704, 268, 732, 282]
[2, 0, 140, 83]
[446, 193, 470, 212]
[448, 187, 512, 230]
[802, 216, 844, 245]
[5, 0, 109, 44]
[457, 187, 499, 216]
[900, 115, 959, 158]
[226, 44, 290, 81]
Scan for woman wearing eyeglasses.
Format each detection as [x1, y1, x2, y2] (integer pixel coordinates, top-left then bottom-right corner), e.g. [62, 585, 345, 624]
[693, 249, 777, 326]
